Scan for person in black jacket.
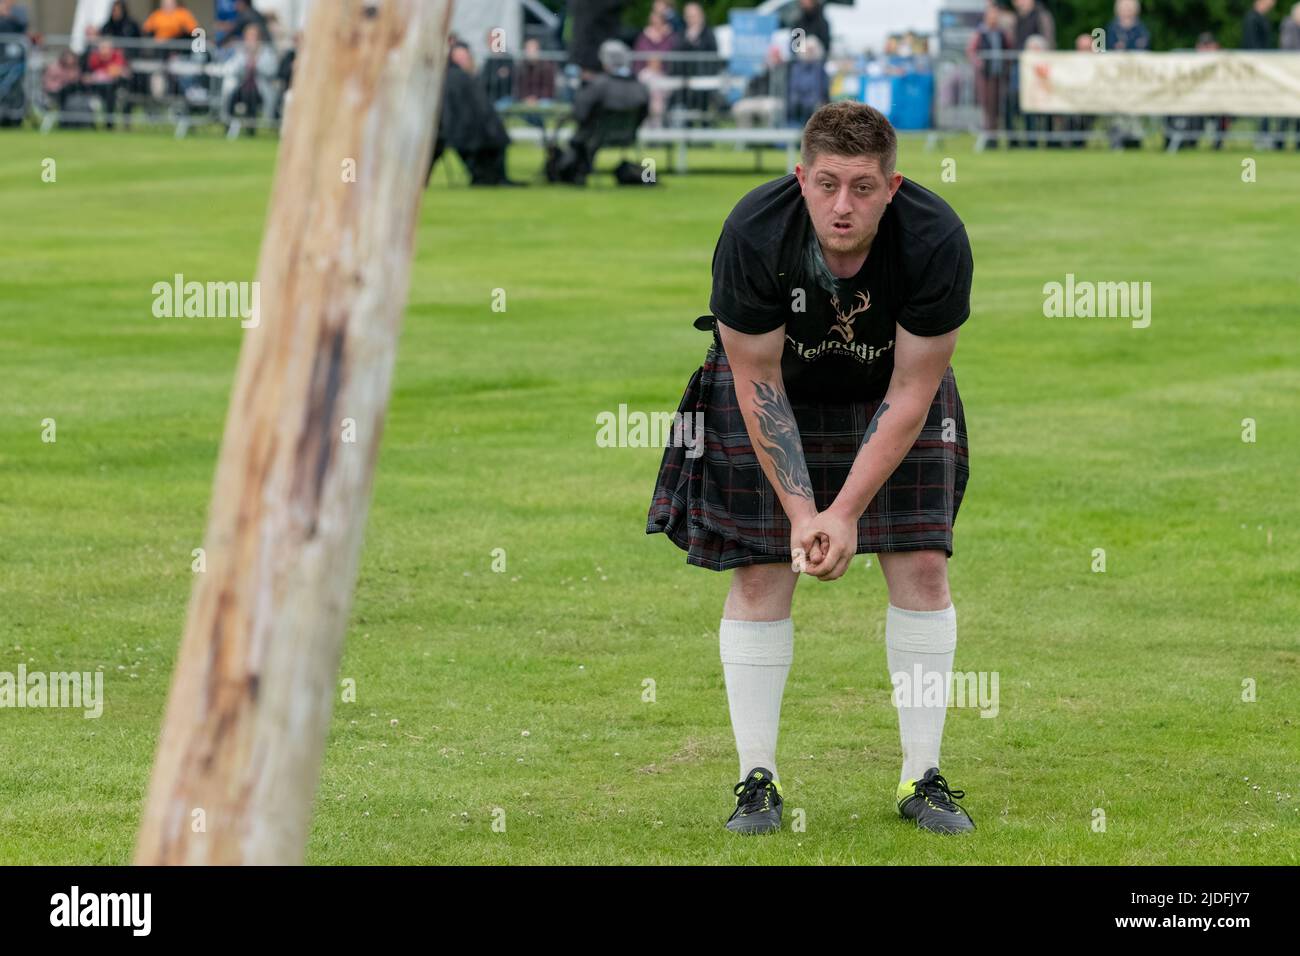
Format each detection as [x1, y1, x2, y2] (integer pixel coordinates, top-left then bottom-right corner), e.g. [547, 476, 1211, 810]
[669, 1, 718, 117]
[430, 44, 523, 187]
[569, 0, 632, 77]
[101, 1, 142, 40]
[793, 0, 831, 53]
[1243, 0, 1284, 147]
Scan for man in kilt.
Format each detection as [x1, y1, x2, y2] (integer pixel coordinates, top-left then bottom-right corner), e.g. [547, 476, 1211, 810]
[647, 102, 976, 835]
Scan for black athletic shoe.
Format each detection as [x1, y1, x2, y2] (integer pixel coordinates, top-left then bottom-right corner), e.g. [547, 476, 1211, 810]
[897, 767, 975, 834]
[725, 767, 783, 835]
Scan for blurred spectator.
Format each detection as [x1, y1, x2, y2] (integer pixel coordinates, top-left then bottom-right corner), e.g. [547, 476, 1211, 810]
[1284, 2, 1300, 49]
[968, 1, 1011, 144]
[102, 2, 148, 99]
[275, 30, 298, 119]
[43, 49, 81, 110]
[633, 8, 675, 70]
[518, 36, 557, 102]
[568, 0, 632, 78]
[1243, 0, 1284, 148]
[1195, 32, 1230, 149]
[794, 0, 831, 55]
[1106, 0, 1151, 51]
[102, 1, 142, 40]
[80, 25, 102, 69]
[143, 0, 200, 43]
[633, 8, 674, 124]
[550, 38, 649, 184]
[1281, 4, 1300, 148]
[1008, 0, 1055, 147]
[434, 43, 521, 186]
[669, 2, 717, 116]
[1103, 1, 1150, 148]
[1243, 0, 1276, 48]
[1011, 0, 1055, 47]
[1164, 29, 1222, 150]
[218, 0, 272, 49]
[84, 36, 129, 126]
[1062, 33, 1097, 148]
[221, 22, 277, 130]
[481, 27, 515, 104]
[732, 45, 787, 128]
[0, 0, 28, 35]
[787, 34, 828, 127]
[655, 0, 685, 35]
[908, 34, 933, 73]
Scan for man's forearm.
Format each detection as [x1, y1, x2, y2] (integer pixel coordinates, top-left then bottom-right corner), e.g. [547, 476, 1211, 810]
[828, 391, 931, 521]
[737, 376, 818, 523]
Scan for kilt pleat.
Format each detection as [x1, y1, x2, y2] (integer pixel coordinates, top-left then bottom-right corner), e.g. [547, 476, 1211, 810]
[646, 342, 969, 571]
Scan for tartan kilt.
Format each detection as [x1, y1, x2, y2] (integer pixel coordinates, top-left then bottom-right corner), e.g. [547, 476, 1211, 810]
[645, 341, 970, 571]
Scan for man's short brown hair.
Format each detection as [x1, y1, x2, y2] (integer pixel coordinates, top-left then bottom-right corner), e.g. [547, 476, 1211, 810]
[801, 102, 898, 173]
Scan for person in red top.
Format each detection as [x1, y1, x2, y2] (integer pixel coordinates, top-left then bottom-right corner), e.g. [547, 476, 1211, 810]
[84, 37, 130, 126]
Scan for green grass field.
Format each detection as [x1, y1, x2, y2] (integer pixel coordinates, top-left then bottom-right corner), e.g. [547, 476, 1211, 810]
[1, 128, 1297, 865]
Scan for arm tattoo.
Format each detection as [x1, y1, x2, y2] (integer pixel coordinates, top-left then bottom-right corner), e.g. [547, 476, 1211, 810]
[750, 379, 814, 501]
[860, 401, 890, 448]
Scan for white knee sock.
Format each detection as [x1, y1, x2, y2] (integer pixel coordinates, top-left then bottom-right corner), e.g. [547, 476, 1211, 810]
[885, 603, 956, 785]
[719, 617, 794, 783]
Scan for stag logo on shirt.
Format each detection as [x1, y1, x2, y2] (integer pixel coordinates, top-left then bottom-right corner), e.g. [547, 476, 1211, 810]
[829, 290, 871, 342]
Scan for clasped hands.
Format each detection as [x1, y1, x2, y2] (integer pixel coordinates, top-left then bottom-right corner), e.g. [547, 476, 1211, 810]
[790, 506, 858, 581]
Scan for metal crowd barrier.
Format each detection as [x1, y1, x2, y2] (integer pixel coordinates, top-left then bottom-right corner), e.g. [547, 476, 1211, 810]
[960, 47, 1300, 152]
[16, 32, 292, 137]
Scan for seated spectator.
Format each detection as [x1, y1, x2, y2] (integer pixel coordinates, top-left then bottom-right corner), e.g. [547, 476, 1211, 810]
[731, 45, 787, 128]
[1106, 0, 1150, 51]
[670, 2, 717, 117]
[84, 36, 130, 125]
[517, 37, 557, 102]
[549, 39, 649, 184]
[221, 22, 277, 131]
[431, 43, 522, 186]
[143, 0, 199, 44]
[80, 25, 102, 70]
[633, 9, 674, 125]
[481, 27, 514, 104]
[102, 1, 142, 41]
[787, 35, 828, 128]
[43, 49, 81, 111]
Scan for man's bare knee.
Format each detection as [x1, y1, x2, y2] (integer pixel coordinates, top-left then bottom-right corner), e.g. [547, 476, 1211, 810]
[725, 563, 797, 620]
[879, 550, 950, 610]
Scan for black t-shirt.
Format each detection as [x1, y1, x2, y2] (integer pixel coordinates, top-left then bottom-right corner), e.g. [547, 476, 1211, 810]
[705, 174, 972, 403]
